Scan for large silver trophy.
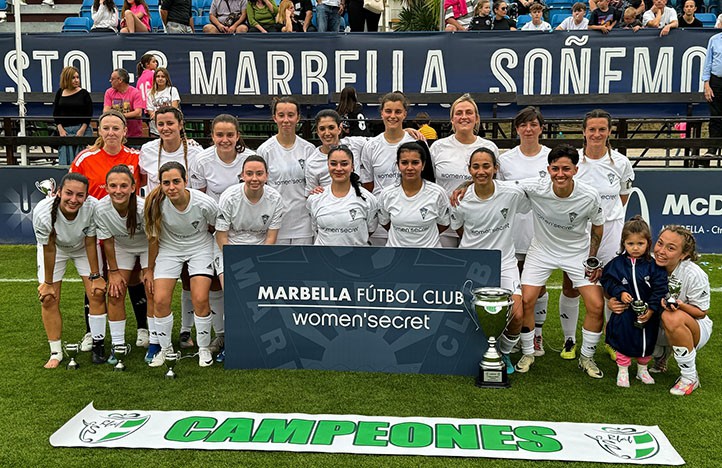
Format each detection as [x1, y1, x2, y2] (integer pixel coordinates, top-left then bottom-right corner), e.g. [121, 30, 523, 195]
[666, 275, 682, 309]
[112, 344, 131, 371]
[64, 342, 80, 370]
[471, 287, 513, 388]
[35, 178, 56, 198]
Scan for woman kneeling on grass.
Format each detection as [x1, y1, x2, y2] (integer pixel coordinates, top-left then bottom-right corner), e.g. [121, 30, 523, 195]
[33, 173, 107, 368]
[94, 165, 157, 363]
[144, 161, 219, 368]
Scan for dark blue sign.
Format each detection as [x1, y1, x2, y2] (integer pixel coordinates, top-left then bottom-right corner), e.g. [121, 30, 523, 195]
[223, 245, 500, 375]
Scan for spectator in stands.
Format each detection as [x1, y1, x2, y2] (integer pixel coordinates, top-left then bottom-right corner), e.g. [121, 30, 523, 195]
[53, 66, 93, 166]
[161, 0, 194, 33]
[555, 2, 588, 30]
[203, 0, 249, 33]
[703, 31, 722, 158]
[642, 0, 677, 35]
[247, 0, 280, 32]
[514, 0, 535, 17]
[469, 0, 493, 30]
[444, 0, 475, 31]
[678, 0, 702, 27]
[588, 0, 621, 34]
[716, 14, 722, 28]
[135, 54, 156, 105]
[316, 0, 344, 32]
[590, 0, 643, 17]
[103, 68, 145, 138]
[347, 0, 379, 31]
[491, 0, 517, 29]
[522, 2, 551, 30]
[414, 112, 438, 142]
[277, 0, 302, 31]
[292, 0, 314, 31]
[91, 0, 119, 32]
[337, 86, 370, 137]
[119, 0, 151, 32]
[617, 6, 643, 29]
[146, 68, 180, 136]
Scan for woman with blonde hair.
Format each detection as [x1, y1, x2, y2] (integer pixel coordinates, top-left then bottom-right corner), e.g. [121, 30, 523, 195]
[53, 66, 93, 166]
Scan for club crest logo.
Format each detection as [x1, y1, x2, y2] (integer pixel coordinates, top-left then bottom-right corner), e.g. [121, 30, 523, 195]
[538, 170, 547, 178]
[262, 214, 270, 224]
[419, 207, 429, 220]
[569, 212, 578, 222]
[298, 159, 305, 170]
[349, 209, 358, 220]
[500, 208, 509, 220]
[79, 412, 150, 444]
[607, 173, 616, 184]
[585, 427, 660, 460]
[191, 221, 200, 229]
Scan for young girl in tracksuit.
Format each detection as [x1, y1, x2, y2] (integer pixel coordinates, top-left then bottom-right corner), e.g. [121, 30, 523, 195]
[601, 216, 668, 388]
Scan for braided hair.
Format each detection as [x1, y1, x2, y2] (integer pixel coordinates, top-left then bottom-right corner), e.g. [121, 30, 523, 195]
[154, 106, 189, 175]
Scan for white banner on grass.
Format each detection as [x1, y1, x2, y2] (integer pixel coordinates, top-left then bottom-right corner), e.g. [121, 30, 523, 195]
[50, 403, 684, 465]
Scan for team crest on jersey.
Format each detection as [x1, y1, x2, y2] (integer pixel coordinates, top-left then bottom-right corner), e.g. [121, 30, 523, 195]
[607, 173, 616, 184]
[419, 207, 429, 220]
[569, 212, 578, 222]
[450, 212, 457, 221]
[538, 170, 547, 178]
[349, 209, 358, 220]
[261, 214, 269, 224]
[79, 412, 150, 444]
[500, 208, 509, 220]
[298, 159, 305, 170]
[191, 221, 200, 229]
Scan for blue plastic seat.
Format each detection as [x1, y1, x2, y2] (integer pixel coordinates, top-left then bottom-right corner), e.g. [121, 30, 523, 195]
[697, 12, 717, 27]
[150, 10, 165, 31]
[551, 13, 570, 28]
[62, 16, 92, 32]
[516, 14, 532, 28]
[193, 14, 210, 32]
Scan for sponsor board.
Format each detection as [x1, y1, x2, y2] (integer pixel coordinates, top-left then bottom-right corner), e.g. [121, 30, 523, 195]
[49, 403, 684, 465]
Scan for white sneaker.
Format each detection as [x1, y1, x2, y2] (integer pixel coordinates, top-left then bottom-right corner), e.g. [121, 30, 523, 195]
[579, 356, 604, 379]
[149, 347, 171, 368]
[80, 332, 93, 352]
[616, 366, 630, 387]
[136, 328, 150, 348]
[198, 347, 213, 367]
[636, 366, 655, 385]
[515, 354, 535, 373]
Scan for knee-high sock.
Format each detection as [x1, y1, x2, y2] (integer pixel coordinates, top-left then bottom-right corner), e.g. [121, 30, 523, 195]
[534, 292, 548, 337]
[520, 330, 535, 356]
[49, 340, 62, 359]
[148, 316, 159, 345]
[155, 314, 174, 350]
[499, 333, 520, 355]
[89, 313, 107, 343]
[209, 290, 224, 336]
[581, 328, 602, 358]
[194, 314, 213, 348]
[108, 319, 126, 346]
[673, 346, 698, 381]
[180, 289, 194, 333]
[127, 283, 149, 330]
[559, 293, 580, 341]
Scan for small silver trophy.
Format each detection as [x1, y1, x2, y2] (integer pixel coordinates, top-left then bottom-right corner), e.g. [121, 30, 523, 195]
[471, 287, 513, 389]
[64, 342, 80, 370]
[35, 178, 56, 198]
[631, 300, 648, 329]
[583, 256, 602, 278]
[164, 351, 179, 379]
[113, 343, 131, 372]
[666, 275, 682, 309]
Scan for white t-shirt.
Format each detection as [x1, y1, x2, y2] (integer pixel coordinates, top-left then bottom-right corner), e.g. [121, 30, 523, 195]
[191, 146, 256, 202]
[576, 149, 635, 223]
[33, 196, 97, 251]
[518, 177, 605, 257]
[671, 259, 711, 311]
[306, 185, 379, 246]
[359, 132, 416, 195]
[139, 138, 204, 193]
[378, 181, 451, 248]
[430, 134, 500, 196]
[158, 188, 218, 254]
[146, 87, 181, 113]
[216, 184, 285, 245]
[256, 135, 316, 240]
[522, 20, 552, 31]
[558, 16, 589, 30]
[451, 181, 530, 272]
[94, 195, 147, 253]
[642, 6, 677, 27]
[304, 136, 367, 193]
[497, 145, 551, 254]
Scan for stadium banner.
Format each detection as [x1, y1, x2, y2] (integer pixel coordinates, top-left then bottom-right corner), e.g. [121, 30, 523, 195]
[50, 402, 685, 465]
[0, 29, 714, 108]
[223, 245, 499, 375]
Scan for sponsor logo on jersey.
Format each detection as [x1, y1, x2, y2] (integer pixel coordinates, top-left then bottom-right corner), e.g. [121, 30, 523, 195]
[79, 412, 150, 444]
[419, 207, 429, 220]
[569, 212, 578, 222]
[261, 214, 269, 224]
[500, 208, 509, 220]
[192, 221, 200, 229]
[585, 427, 660, 460]
[349, 209, 358, 220]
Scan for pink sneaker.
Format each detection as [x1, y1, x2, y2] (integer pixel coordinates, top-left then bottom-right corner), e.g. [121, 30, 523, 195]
[669, 376, 699, 396]
[616, 367, 630, 388]
[636, 366, 655, 385]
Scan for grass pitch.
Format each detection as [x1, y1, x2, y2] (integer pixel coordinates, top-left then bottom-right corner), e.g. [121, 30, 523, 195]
[0, 245, 719, 467]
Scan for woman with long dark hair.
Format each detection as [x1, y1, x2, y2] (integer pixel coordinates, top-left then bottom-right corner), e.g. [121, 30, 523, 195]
[91, 0, 119, 32]
[119, 0, 151, 32]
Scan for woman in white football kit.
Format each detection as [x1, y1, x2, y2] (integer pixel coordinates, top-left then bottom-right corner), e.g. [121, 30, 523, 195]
[144, 161, 219, 368]
[379, 142, 450, 248]
[451, 148, 530, 373]
[94, 165, 157, 363]
[307, 145, 379, 246]
[256, 96, 316, 244]
[360, 92, 417, 246]
[431, 94, 499, 247]
[552, 109, 636, 361]
[33, 173, 106, 368]
[216, 155, 285, 286]
[515, 144, 606, 379]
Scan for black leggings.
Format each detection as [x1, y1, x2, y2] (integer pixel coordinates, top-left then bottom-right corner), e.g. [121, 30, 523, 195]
[347, 0, 381, 32]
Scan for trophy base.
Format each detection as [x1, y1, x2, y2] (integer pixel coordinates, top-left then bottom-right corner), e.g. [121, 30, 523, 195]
[66, 361, 79, 370]
[113, 364, 126, 372]
[164, 371, 176, 379]
[475, 367, 510, 389]
[634, 321, 645, 329]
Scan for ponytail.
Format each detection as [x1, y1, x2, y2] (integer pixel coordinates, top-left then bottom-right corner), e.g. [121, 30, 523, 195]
[49, 195, 61, 239]
[144, 186, 165, 240]
[350, 172, 365, 201]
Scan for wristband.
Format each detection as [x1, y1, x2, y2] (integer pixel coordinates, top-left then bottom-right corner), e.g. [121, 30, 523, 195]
[44, 281, 53, 285]
[89, 273, 101, 280]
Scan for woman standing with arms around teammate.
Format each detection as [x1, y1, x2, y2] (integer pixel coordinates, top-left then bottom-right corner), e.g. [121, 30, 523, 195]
[307, 145, 378, 245]
[452, 147, 529, 373]
[33, 173, 107, 368]
[431, 93, 499, 247]
[256, 97, 316, 244]
[379, 142, 450, 248]
[145, 161, 218, 368]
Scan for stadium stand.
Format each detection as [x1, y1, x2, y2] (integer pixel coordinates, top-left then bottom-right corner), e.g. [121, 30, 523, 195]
[698, 12, 717, 27]
[516, 14, 531, 28]
[61, 15, 91, 31]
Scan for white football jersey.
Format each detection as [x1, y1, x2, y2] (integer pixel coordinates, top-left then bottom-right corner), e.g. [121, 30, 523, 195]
[216, 184, 285, 245]
[33, 196, 97, 251]
[451, 181, 530, 271]
[94, 195, 147, 253]
[158, 189, 217, 254]
[191, 146, 256, 202]
[672, 259, 711, 311]
[359, 132, 415, 195]
[378, 181, 451, 248]
[256, 135, 315, 240]
[139, 138, 204, 193]
[576, 149, 635, 222]
[307, 185, 378, 246]
[304, 136, 367, 193]
[430, 134, 499, 196]
[518, 177, 605, 257]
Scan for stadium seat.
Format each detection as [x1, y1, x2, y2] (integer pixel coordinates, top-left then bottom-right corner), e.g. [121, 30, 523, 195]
[545, 0, 575, 12]
[79, 0, 93, 16]
[697, 12, 717, 27]
[551, 13, 570, 28]
[62, 16, 92, 32]
[80, 10, 92, 21]
[192, 0, 204, 16]
[703, 0, 719, 15]
[202, 0, 213, 15]
[150, 10, 165, 31]
[516, 14, 532, 28]
[193, 14, 210, 32]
